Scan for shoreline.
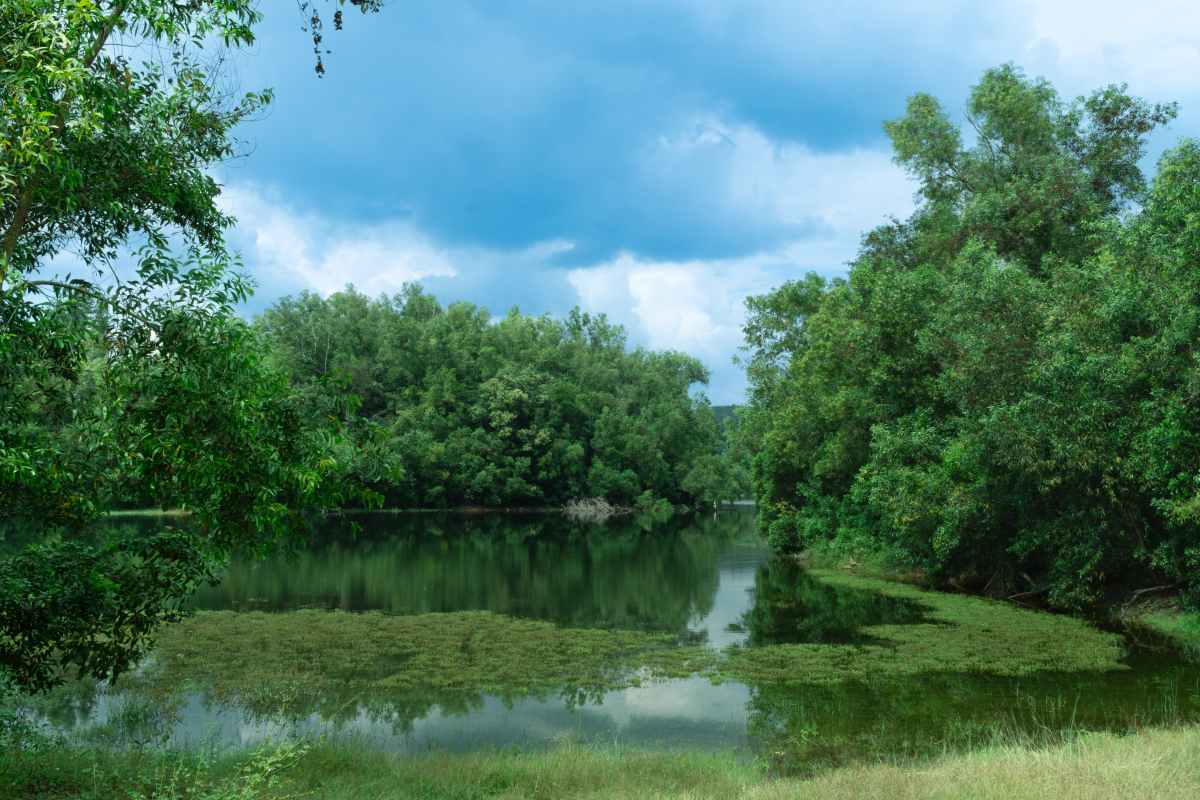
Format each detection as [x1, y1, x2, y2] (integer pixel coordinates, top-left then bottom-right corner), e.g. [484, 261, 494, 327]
[798, 548, 1200, 662]
[105, 502, 757, 518]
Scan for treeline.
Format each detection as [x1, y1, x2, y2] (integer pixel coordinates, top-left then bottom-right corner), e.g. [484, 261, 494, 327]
[252, 287, 749, 510]
[741, 66, 1200, 609]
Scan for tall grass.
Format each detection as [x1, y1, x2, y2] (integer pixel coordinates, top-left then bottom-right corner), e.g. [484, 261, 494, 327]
[4, 725, 1199, 800]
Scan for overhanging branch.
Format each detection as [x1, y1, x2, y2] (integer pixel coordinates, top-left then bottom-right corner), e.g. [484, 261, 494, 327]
[21, 279, 156, 327]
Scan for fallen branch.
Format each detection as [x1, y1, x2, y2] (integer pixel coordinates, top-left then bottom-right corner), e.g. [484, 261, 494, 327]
[1007, 586, 1050, 601]
[1129, 582, 1184, 600]
[562, 497, 632, 522]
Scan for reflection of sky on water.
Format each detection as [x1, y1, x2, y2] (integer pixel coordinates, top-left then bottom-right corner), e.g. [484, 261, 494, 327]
[28, 515, 1200, 764]
[212, 679, 753, 753]
[43, 533, 771, 753]
[689, 542, 764, 649]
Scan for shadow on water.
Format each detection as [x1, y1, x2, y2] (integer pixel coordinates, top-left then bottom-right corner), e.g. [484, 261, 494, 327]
[736, 558, 929, 646]
[18, 508, 1200, 776]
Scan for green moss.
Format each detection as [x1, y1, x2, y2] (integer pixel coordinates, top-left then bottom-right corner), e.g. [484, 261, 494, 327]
[717, 571, 1126, 685]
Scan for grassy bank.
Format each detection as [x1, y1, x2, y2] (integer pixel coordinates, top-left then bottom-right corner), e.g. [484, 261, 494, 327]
[1138, 611, 1200, 658]
[724, 570, 1125, 685]
[802, 544, 1200, 664]
[4, 726, 1198, 799]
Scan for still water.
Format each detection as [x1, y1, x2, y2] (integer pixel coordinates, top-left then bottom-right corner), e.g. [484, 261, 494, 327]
[32, 510, 1200, 770]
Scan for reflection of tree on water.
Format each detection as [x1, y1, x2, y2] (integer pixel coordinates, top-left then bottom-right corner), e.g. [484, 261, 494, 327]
[739, 559, 927, 646]
[22, 519, 1200, 766]
[31, 511, 760, 745]
[185, 512, 758, 634]
[735, 563, 1200, 776]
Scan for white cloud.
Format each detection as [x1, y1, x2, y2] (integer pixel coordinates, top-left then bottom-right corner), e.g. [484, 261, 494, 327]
[569, 253, 773, 361]
[222, 114, 917, 403]
[218, 184, 459, 297]
[1015, 0, 1200, 97]
[721, 124, 915, 233]
[638, 116, 915, 243]
[571, 119, 915, 396]
[1027, 2, 1200, 70]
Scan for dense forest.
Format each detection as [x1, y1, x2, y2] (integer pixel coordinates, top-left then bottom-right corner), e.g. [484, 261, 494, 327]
[252, 286, 746, 509]
[741, 66, 1200, 610]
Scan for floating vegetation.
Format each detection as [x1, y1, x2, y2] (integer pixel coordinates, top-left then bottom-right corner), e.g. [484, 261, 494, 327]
[133, 609, 710, 725]
[719, 571, 1128, 686]
[130, 567, 1129, 731]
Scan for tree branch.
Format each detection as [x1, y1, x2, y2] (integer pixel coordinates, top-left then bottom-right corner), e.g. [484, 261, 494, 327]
[22, 279, 155, 327]
[1, 1, 130, 290]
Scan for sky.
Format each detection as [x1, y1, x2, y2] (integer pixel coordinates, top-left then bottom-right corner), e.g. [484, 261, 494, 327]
[211, 0, 1200, 403]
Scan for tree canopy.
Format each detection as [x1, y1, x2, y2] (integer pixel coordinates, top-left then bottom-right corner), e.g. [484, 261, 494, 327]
[741, 65, 1200, 609]
[253, 286, 747, 510]
[1, 0, 380, 691]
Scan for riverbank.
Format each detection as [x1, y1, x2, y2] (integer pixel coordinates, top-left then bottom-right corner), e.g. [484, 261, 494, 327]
[1137, 609, 1200, 657]
[799, 545, 1200, 661]
[105, 501, 755, 521]
[4, 726, 1198, 799]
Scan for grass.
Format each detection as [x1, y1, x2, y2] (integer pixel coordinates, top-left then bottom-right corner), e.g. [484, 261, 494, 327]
[1139, 610, 1200, 658]
[772, 725, 1200, 800]
[3, 726, 1199, 799]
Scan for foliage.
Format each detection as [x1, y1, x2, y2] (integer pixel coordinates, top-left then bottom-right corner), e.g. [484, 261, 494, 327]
[0, 1, 381, 693]
[742, 65, 1200, 609]
[255, 286, 739, 508]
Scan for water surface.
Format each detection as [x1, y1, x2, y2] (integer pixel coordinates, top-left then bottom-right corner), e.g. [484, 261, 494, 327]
[31, 510, 1200, 772]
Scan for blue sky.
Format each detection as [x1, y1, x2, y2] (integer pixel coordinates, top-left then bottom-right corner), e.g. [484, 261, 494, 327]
[213, 0, 1200, 403]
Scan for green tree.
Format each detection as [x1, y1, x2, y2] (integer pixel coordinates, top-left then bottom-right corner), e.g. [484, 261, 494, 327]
[744, 66, 1200, 609]
[1, 0, 381, 691]
[257, 288, 734, 509]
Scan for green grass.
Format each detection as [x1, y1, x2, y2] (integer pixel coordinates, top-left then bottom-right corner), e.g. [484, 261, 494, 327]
[1140, 611, 1200, 658]
[4, 727, 1199, 799]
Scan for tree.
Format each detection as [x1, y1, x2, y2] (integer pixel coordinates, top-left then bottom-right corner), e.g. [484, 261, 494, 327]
[1, 1, 381, 691]
[256, 287, 734, 510]
[743, 66, 1200, 609]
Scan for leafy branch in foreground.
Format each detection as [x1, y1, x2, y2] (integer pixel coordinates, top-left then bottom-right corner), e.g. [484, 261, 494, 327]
[1, 1, 382, 692]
